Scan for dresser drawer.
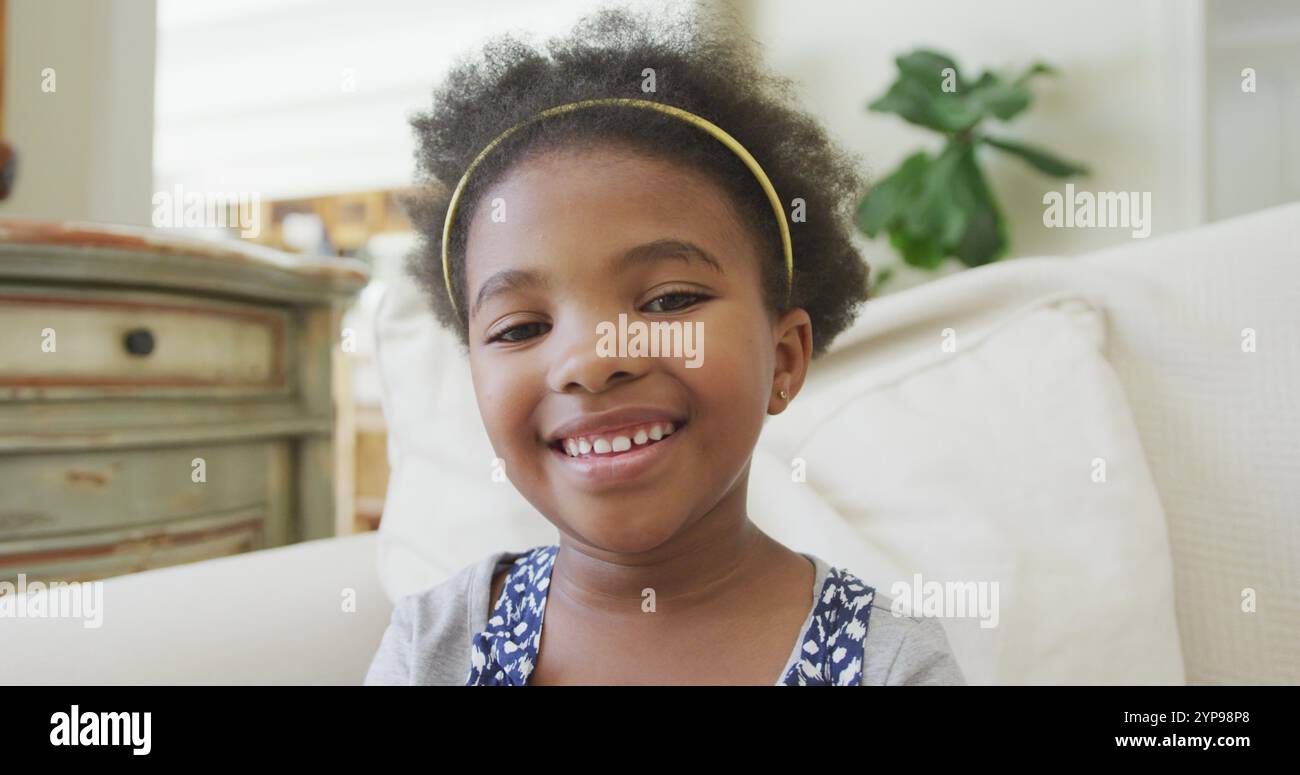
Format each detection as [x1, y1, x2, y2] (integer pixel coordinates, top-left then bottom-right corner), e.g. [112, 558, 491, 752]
[0, 507, 266, 586]
[0, 286, 289, 400]
[0, 441, 287, 541]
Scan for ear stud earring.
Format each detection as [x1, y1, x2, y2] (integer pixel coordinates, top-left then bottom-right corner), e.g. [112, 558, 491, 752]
[778, 389, 789, 400]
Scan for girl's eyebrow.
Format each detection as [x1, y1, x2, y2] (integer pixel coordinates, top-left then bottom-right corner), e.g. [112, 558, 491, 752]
[471, 239, 724, 318]
[612, 239, 724, 276]
[472, 267, 548, 318]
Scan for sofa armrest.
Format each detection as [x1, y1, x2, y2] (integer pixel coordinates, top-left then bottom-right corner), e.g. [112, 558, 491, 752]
[0, 532, 392, 685]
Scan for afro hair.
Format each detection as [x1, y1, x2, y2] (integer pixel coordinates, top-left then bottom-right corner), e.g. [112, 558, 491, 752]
[404, 2, 871, 357]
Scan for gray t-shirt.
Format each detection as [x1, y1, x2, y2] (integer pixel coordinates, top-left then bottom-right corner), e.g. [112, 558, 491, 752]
[365, 547, 967, 686]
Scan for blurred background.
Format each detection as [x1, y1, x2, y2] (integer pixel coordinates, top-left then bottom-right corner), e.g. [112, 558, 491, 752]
[1, 0, 1297, 574]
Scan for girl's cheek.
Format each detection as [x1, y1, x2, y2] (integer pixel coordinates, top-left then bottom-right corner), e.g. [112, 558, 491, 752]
[487, 372, 541, 433]
[474, 376, 517, 434]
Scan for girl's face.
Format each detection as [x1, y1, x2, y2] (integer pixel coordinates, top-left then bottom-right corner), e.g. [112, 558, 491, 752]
[462, 144, 810, 554]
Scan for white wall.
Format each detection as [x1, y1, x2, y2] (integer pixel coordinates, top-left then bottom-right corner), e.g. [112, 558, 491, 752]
[734, 0, 1209, 291]
[1206, 0, 1300, 220]
[2, 0, 156, 226]
[153, 0, 691, 202]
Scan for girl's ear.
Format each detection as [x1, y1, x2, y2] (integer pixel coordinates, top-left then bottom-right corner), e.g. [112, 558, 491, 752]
[768, 307, 813, 415]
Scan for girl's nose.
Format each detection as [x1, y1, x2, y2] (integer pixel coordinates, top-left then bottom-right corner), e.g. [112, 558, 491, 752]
[545, 309, 649, 394]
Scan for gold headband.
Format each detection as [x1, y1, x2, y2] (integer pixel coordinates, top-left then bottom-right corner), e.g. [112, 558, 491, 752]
[440, 97, 793, 317]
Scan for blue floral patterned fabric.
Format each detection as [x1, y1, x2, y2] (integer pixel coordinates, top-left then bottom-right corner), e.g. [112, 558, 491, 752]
[465, 544, 877, 685]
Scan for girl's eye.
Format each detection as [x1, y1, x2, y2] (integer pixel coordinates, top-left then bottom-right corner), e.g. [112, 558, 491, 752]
[488, 321, 550, 344]
[643, 291, 707, 313]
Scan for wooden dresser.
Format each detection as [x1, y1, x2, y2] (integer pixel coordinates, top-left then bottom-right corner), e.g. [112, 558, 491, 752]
[0, 219, 368, 585]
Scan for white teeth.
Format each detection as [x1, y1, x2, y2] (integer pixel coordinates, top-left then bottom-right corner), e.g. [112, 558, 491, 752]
[558, 421, 683, 457]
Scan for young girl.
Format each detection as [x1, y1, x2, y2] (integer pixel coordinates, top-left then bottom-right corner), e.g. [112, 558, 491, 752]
[365, 5, 965, 686]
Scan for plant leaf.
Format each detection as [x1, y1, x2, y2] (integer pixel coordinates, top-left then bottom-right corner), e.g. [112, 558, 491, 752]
[868, 78, 982, 133]
[895, 50, 964, 92]
[950, 149, 1006, 266]
[855, 151, 931, 236]
[1016, 62, 1056, 84]
[889, 226, 947, 270]
[901, 141, 970, 250]
[970, 78, 1033, 121]
[868, 49, 983, 133]
[982, 135, 1089, 176]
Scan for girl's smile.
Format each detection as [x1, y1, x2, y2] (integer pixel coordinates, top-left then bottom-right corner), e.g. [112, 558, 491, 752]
[546, 410, 686, 489]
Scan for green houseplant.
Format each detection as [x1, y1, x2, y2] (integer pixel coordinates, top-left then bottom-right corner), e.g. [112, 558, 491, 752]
[857, 50, 1088, 289]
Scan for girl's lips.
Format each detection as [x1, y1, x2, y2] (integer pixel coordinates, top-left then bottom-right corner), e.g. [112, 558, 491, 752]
[547, 420, 683, 487]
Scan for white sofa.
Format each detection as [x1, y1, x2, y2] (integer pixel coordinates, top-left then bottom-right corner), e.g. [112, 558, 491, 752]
[3, 202, 1296, 685]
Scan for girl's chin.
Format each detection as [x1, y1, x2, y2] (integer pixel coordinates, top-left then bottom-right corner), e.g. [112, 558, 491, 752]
[555, 518, 694, 555]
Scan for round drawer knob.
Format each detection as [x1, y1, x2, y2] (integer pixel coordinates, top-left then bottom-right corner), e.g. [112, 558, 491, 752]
[124, 328, 155, 356]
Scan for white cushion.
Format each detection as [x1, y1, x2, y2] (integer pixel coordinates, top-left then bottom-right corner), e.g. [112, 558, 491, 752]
[752, 293, 1182, 684]
[0, 533, 390, 685]
[1067, 203, 1300, 685]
